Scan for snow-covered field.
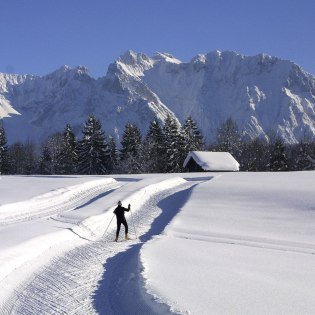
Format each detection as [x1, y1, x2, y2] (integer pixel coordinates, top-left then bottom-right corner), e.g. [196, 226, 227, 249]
[0, 172, 314, 314]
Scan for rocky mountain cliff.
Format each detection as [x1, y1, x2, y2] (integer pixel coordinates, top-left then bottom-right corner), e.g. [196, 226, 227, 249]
[1, 50, 315, 144]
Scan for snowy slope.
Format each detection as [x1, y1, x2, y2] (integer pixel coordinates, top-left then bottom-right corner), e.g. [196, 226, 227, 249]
[140, 172, 315, 314]
[0, 172, 314, 314]
[0, 173, 192, 313]
[0, 73, 26, 118]
[0, 60, 178, 143]
[137, 50, 315, 143]
[1, 51, 315, 144]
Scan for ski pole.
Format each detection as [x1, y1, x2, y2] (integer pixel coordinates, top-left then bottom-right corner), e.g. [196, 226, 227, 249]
[102, 214, 115, 238]
[130, 208, 138, 239]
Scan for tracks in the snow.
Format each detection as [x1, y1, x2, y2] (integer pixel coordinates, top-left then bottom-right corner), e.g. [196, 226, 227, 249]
[0, 179, 121, 226]
[173, 232, 315, 256]
[2, 179, 198, 314]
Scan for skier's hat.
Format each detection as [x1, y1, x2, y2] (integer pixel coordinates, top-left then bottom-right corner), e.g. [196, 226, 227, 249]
[118, 200, 122, 206]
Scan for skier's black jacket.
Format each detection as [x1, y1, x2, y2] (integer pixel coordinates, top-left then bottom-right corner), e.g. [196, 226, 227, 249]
[113, 205, 130, 220]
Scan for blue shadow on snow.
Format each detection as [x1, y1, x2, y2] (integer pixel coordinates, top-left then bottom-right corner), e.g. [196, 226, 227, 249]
[93, 183, 199, 314]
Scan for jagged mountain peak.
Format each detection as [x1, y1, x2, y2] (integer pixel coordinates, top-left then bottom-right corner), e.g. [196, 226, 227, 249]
[118, 50, 151, 66]
[0, 72, 33, 92]
[47, 65, 91, 78]
[0, 50, 315, 144]
[114, 51, 154, 78]
[191, 54, 207, 64]
[152, 52, 181, 64]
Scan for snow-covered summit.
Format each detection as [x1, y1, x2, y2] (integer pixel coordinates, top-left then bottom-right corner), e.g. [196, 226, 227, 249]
[114, 51, 154, 78]
[46, 65, 91, 81]
[152, 52, 181, 64]
[1, 50, 315, 144]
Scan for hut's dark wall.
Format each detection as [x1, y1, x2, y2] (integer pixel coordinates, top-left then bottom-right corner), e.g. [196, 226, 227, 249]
[185, 158, 205, 172]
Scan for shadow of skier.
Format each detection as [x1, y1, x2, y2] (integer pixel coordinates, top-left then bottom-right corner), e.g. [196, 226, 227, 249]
[93, 183, 199, 314]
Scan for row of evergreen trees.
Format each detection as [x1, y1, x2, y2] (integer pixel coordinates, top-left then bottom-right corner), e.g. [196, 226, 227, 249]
[211, 118, 315, 171]
[0, 116, 314, 175]
[0, 114, 203, 175]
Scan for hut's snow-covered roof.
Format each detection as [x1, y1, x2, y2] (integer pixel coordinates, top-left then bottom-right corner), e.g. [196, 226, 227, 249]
[183, 151, 239, 171]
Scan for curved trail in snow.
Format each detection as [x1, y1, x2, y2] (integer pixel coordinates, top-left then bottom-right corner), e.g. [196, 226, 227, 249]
[0, 178, 121, 225]
[0, 178, 126, 312]
[95, 184, 199, 314]
[1, 178, 200, 314]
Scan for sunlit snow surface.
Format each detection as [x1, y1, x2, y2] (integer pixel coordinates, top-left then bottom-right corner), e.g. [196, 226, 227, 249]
[0, 172, 314, 314]
[141, 172, 315, 314]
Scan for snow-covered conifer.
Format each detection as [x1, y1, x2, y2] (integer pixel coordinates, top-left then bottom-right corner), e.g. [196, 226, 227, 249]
[182, 116, 204, 152]
[269, 138, 288, 171]
[163, 115, 182, 172]
[216, 118, 242, 158]
[39, 144, 53, 175]
[23, 141, 38, 175]
[240, 138, 268, 171]
[291, 138, 315, 171]
[77, 115, 110, 175]
[39, 133, 64, 174]
[120, 122, 143, 173]
[144, 120, 165, 173]
[59, 124, 77, 174]
[8, 142, 24, 174]
[108, 135, 118, 173]
[0, 125, 10, 174]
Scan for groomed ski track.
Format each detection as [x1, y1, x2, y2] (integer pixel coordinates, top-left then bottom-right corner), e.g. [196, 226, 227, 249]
[0, 178, 121, 225]
[0, 175, 205, 314]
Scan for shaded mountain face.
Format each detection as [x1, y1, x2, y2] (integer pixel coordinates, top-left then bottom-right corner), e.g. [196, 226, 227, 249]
[1, 50, 315, 144]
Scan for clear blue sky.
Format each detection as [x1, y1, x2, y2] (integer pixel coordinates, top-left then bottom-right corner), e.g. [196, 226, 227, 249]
[1, 0, 315, 77]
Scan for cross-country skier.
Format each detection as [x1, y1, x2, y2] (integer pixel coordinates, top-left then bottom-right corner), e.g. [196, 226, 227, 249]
[113, 201, 131, 242]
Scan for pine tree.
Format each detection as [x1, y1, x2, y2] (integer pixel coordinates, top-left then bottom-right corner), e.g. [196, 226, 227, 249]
[144, 120, 165, 173]
[307, 141, 315, 170]
[120, 122, 143, 174]
[77, 115, 110, 175]
[38, 133, 64, 174]
[269, 138, 288, 171]
[108, 135, 118, 173]
[23, 141, 38, 175]
[59, 124, 77, 174]
[8, 142, 24, 174]
[162, 115, 182, 172]
[182, 116, 204, 152]
[240, 138, 268, 171]
[216, 118, 242, 159]
[0, 125, 10, 175]
[39, 144, 52, 174]
[292, 138, 315, 171]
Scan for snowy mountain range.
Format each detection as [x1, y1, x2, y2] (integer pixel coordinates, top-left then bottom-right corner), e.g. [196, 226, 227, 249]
[1, 50, 315, 144]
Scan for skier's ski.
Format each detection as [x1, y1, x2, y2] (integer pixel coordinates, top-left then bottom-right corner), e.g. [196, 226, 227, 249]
[114, 238, 139, 242]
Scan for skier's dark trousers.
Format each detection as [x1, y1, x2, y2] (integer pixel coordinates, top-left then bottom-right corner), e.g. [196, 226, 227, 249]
[113, 201, 131, 241]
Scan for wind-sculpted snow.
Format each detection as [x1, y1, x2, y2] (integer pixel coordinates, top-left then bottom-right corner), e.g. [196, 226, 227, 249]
[0, 176, 191, 314]
[1, 50, 315, 143]
[0, 173, 314, 314]
[0, 177, 121, 304]
[0, 178, 120, 225]
[140, 172, 315, 314]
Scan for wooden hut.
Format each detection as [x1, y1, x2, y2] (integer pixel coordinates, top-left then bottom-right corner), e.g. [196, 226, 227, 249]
[183, 151, 239, 172]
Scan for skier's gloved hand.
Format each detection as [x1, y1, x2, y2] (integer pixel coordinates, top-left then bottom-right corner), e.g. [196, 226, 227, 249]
[128, 204, 131, 209]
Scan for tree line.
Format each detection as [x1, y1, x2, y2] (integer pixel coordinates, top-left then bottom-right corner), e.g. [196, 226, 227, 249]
[0, 115, 314, 175]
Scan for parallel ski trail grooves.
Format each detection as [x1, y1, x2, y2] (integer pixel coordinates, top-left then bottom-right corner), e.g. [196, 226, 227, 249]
[0, 178, 120, 225]
[2, 179, 196, 314]
[173, 232, 315, 256]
